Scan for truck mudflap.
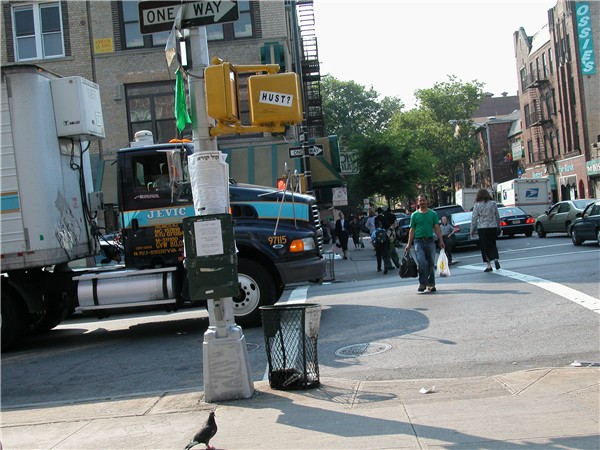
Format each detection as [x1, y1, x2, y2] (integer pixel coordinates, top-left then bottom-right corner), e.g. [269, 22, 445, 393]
[275, 257, 325, 284]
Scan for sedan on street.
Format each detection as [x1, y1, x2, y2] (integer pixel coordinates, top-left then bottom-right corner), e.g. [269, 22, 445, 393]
[498, 206, 535, 237]
[571, 200, 600, 246]
[535, 199, 596, 237]
[448, 211, 479, 249]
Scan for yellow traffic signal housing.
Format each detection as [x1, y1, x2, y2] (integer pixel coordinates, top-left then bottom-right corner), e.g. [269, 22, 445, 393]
[205, 62, 239, 123]
[248, 73, 303, 126]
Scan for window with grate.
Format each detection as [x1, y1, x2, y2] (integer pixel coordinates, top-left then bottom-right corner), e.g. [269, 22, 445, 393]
[125, 81, 191, 143]
[11, 2, 65, 61]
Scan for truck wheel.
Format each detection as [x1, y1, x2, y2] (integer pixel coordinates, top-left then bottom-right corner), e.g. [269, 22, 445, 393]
[234, 258, 275, 327]
[30, 305, 69, 334]
[536, 223, 546, 238]
[1, 290, 28, 352]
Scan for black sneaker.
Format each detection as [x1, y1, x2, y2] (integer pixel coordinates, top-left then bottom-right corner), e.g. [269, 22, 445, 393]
[418, 284, 426, 292]
[495, 260, 501, 270]
[427, 286, 437, 293]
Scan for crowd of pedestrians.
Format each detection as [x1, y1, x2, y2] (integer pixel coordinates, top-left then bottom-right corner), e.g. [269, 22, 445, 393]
[325, 189, 503, 294]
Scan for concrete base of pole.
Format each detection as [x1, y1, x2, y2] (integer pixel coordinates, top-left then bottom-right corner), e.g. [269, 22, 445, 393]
[202, 324, 254, 402]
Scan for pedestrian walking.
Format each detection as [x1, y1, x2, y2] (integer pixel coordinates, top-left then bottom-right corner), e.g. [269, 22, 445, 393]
[349, 215, 363, 250]
[439, 215, 454, 265]
[470, 188, 501, 272]
[335, 211, 350, 259]
[405, 193, 445, 292]
[365, 209, 377, 236]
[328, 217, 336, 244]
[375, 207, 389, 229]
[371, 227, 394, 274]
[387, 220, 401, 269]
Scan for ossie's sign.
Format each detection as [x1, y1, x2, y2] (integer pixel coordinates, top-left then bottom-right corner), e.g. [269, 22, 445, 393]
[575, 2, 596, 74]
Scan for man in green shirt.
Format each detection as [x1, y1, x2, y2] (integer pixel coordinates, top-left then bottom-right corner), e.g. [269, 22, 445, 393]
[405, 194, 445, 292]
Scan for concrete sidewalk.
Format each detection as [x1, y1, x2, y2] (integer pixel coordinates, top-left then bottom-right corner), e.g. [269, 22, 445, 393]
[2, 367, 598, 449]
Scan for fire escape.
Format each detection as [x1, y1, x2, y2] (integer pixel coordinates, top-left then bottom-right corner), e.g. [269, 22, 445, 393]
[525, 68, 554, 169]
[294, 1, 325, 138]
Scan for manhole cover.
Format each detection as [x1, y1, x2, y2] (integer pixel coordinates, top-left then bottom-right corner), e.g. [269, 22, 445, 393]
[335, 342, 391, 358]
[246, 343, 259, 351]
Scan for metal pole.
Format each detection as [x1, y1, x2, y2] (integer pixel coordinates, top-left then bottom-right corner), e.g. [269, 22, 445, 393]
[485, 123, 495, 188]
[187, 26, 253, 402]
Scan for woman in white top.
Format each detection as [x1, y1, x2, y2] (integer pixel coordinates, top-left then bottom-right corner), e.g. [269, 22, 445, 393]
[470, 189, 501, 272]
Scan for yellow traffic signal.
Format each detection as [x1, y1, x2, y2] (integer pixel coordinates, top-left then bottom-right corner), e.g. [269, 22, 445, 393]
[205, 62, 239, 123]
[248, 73, 303, 126]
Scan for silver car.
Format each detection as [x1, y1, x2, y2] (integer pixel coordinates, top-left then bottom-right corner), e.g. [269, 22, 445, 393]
[535, 199, 597, 237]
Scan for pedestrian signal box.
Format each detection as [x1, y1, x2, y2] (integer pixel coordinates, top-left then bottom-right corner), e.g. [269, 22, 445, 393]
[276, 177, 287, 191]
[205, 62, 239, 123]
[248, 73, 302, 126]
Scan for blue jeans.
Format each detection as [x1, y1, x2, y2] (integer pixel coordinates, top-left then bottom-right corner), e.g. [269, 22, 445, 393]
[414, 238, 436, 287]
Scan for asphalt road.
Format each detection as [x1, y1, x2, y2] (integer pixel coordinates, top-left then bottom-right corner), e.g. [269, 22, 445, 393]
[1, 235, 598, 408]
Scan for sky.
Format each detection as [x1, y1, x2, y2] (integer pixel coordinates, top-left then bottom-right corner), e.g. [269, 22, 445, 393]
[313, 0, 557, 109]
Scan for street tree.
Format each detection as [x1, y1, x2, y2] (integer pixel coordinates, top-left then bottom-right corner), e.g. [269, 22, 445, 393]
[320, 75, 403, 142]
[413, 76, 485, 199]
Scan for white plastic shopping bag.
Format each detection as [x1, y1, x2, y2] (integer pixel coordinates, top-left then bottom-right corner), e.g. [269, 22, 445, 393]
[436, 249, 451, 277]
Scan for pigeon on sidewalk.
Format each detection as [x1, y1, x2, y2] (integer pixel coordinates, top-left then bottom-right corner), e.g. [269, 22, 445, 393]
[185, 411, 218, 450]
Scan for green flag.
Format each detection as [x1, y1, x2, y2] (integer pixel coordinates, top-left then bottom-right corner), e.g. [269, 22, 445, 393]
[175, 69, 191, 133]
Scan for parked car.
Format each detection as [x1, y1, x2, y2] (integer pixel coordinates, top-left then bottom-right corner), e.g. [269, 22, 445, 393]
[570, 200, 600, 246]
[397, 216, 411, 242]
[498, 206, 535, 237]
[535, 199, 596, 237]
[433, 204, 465, 221]
[448, 211, 479, 249]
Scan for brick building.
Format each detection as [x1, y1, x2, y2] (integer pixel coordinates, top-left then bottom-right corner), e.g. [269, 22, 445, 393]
[514, 0, 599, 200]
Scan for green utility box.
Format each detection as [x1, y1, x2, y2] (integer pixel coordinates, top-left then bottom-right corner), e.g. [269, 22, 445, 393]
[182, 214, 238, 300]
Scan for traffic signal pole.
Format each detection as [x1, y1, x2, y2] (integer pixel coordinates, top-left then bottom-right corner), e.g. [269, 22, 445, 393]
[186, 26, 253, 402]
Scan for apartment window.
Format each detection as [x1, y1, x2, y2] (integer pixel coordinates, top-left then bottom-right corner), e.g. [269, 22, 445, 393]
[12, 2, 64, 61]
[207, 1, 253, 41]
[542, 53, 548, 78]
[574, 122, 580, 150]
[527, 140, 534, 163]
[535, 57, 541, 80]
[121, 1, 169, 49]
[126, 82, 190, 143]
[551, 89, 557, 114]
[520, 67, 527, 91]
[556, 130, 561, 154]
[549, 132, 555, 158]
[524, 104, 531, 128]
[548, 48, 553, 74]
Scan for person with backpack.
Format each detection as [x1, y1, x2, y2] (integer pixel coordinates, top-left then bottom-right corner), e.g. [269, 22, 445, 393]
[372, 226, 394, 274]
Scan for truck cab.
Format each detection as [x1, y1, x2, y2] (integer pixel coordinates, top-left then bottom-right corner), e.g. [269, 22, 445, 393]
[115, 142, 325, 326]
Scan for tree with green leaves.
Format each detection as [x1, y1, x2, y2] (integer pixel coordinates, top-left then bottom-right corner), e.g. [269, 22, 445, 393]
[412, 76, 485, 201]
[320, 75, 403, 142]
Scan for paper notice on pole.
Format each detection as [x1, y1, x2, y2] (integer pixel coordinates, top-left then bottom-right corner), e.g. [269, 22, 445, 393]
[188, 151, 230, 215]
[193, 219, 224, 256]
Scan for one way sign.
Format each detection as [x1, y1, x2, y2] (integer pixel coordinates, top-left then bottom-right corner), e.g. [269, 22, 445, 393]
[138, 1, 239, 34]
[307, 145, 323, 157]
